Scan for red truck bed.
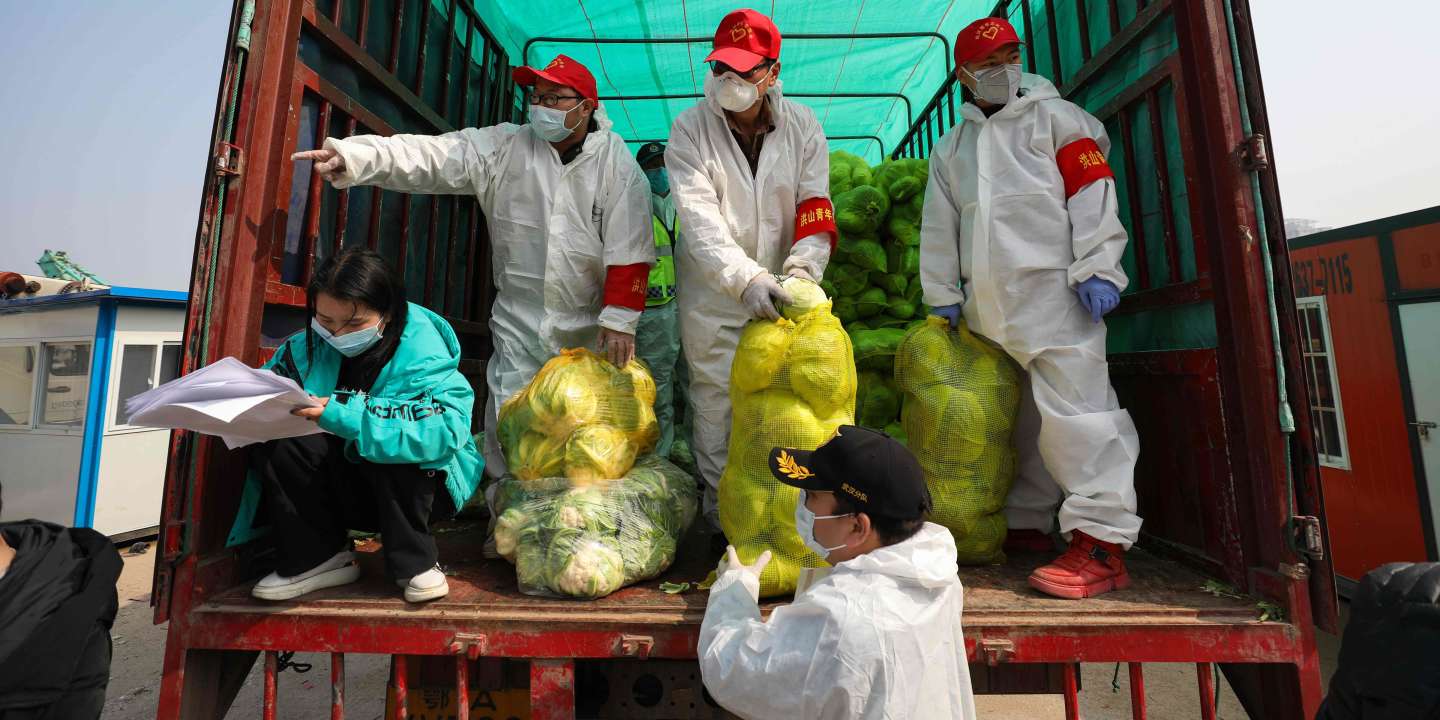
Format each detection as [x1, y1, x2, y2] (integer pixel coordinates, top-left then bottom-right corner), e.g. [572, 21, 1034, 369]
[177, 521, 1306, 719]
[156, 0, 1334, 716]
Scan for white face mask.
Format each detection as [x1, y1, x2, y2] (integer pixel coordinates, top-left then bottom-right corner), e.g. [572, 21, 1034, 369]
[311, 316, 383, 358]
[528, 102, 585, 142]
[964, 63, 1022, 105]
[794, 491, 854, 559]
[705, 67, 772, 112]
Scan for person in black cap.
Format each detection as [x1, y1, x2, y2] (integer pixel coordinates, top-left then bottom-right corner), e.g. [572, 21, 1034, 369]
[697, 426, 976, 720]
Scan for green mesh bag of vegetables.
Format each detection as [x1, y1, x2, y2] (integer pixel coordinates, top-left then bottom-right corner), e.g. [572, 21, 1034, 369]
[721, 296, 856, 597]
[894, 317, 1023, 565]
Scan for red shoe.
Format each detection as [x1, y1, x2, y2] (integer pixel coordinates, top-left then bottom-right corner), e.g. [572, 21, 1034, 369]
[1028, 531, 1131, 599]
[1004, 528, 1057, 553]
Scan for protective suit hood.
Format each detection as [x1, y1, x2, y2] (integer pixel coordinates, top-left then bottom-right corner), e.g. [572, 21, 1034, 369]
[960, 72, 1060, 123]
[836, 522, 959, 589]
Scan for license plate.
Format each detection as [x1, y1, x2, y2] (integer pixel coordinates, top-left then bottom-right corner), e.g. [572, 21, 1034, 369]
[386, 687, 531, 720]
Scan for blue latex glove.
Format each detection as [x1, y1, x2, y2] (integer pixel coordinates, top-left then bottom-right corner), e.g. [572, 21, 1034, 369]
[930, 304, 963, 329]
[1076, 277, 1120, 323]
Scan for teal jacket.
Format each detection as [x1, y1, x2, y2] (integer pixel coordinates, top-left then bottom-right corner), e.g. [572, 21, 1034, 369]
[264, 302, 483, 510]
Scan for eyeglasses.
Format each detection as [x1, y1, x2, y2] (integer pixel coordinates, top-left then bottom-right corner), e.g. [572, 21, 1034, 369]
[527, 92, 584, 108]
[709, 60, 774, 79]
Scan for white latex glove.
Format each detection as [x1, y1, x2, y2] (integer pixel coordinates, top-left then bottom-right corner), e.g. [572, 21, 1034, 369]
[741, 272, 793, 321]
[711, 545, 772, 603]
[786, 267, 815, 282]
[292, 148, 346, 182]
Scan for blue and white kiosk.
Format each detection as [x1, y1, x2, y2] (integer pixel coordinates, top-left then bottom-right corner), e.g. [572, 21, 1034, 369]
[0, 275, 188, 539]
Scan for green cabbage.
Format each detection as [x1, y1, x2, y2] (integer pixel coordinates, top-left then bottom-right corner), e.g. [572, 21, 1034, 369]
[900, 246, 920, 276]
[827, 263, 869, 297]
[875, 272, 908, 295]
[832, 296, 858, 324]
[563, 425, 637, 483]
[789, 317, 856, 419]
[835, 185, 890, 235]
[883, 421, 908, 446]
[856, 371, 901, 429]
[732, 319, 793, 393]
[780, 276, 830, 320]
[855, 287, 887, 318]
[510, 431, 567, 481]
[886, 295, 916, 320]
[852, 327, 908, 371]
[848, 238, 887, 273]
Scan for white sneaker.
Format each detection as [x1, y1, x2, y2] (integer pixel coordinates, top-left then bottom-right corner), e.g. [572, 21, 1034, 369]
[401, 565, 449, 603]
[252, 550, 360, 601]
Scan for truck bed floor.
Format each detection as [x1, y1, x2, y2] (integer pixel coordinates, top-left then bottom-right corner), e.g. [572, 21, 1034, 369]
[194, 520, 1266, 632]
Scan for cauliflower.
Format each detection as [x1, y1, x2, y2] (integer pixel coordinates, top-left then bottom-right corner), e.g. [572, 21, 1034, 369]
[493, 507, 529, 561]
[549, 540, 626, 598]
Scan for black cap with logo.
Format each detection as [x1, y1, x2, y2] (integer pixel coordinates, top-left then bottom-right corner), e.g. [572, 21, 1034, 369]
[768, 425, 932, 520]
[636, 141, 666, 166]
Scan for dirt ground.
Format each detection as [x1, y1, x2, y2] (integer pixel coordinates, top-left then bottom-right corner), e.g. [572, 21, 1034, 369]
[102, 548, 1342, 720]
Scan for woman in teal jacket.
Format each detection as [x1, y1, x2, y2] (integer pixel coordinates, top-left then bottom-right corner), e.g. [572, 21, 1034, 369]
[250, 248, 482, 603]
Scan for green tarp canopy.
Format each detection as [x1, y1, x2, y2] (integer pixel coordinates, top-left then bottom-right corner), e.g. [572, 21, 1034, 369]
[460, 1, 1002, 162]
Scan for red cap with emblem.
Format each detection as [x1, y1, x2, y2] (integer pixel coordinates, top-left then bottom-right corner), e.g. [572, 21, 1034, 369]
[704, 9, 781, 72]
[512, 54, 599, 102]
[954, 17, 1023, 68]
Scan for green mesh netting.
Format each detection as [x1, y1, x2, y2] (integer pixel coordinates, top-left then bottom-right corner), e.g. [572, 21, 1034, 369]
[456, 1, 997, 162]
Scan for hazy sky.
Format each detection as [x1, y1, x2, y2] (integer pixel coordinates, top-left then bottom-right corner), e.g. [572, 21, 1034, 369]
[0, 2, 1435, 290]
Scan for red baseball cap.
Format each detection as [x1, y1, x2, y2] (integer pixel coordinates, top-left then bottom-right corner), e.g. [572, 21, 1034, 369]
[954, 17, 1023, 68]
[512, 54, 598, 102]
[704, 9, 781, 72]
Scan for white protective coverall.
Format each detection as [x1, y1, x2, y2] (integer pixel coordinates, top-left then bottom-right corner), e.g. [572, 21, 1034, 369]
[920, 73, 1142, 548]
[324, 107, 655, 481]
[666, 82, 833, 522]
[699, 522, 976, 720]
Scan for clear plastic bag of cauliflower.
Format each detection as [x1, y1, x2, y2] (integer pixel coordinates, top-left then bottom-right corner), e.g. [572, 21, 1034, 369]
[721, 279, 857, 597]
[490, 455, 698, 599]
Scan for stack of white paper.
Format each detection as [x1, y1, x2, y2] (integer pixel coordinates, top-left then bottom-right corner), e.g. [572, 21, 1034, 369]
[125, 356, 325, 449]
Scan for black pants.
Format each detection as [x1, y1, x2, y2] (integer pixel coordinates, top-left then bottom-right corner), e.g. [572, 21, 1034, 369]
[252, 434, 453, 581]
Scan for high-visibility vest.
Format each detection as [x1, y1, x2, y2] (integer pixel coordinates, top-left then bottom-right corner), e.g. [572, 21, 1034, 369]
[647, 212, 677, 307]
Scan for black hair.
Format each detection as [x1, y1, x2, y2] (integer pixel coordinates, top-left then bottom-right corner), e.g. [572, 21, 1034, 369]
[306, 247, 408, 387]
[832, 491, 932, 547]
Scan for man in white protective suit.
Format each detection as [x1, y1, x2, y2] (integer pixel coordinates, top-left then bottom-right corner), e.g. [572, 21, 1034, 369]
[667, 8, 836, 531]
[920, 16, 1142, 599]
[291, 55, 655, 484]
[699, 426, 976, 720]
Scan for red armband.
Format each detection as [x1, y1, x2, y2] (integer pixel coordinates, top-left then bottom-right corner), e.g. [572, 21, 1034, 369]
[795, 197, 838, 251]
[603, 263, 649, 311]
[1056, 138, 1115, 198]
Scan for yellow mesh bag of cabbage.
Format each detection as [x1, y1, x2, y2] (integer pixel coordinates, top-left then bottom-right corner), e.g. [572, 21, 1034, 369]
[894, 317, 1022, 564]
[491, 455, 698, 598]
[721, 278, 857, 597]
[496, 348, 659, 483]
